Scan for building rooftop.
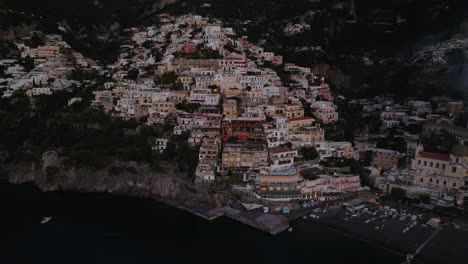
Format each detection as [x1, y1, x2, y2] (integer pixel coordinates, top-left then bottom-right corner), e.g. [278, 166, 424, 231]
[418, 151, 450, 161]
[269, 146, 291, 154]
[288, 116, 314, 122]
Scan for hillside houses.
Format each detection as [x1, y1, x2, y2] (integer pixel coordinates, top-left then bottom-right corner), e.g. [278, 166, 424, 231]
[1, 13, 373, 201]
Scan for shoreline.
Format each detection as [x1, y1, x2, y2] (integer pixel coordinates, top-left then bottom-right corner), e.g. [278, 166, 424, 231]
[3, 179, 464, 263]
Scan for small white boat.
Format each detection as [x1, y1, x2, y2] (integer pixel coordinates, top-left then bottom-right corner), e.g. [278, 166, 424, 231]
[288, 227, 293, 232]
[41, 217, 52, 224]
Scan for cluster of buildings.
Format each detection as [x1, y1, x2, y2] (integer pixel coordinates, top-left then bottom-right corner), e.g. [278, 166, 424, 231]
[352, 95, 465, 131]
[1, 33, 91, 98]
[367, 142, 468, 206]
[10, 14, 468, 206]
[351, 94, 468, 204]
[412, 34, 468, 65]
[85, 14, 363, 201]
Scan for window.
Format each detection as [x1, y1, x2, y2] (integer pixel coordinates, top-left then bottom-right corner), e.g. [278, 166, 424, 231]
[429, 178, 433, 183]
[443, 181, 447, 186]
[453, 183, 456, 187]
[436, 163, 439, 168]
[418, 160, 421, 165]
[452, 167, 456, 173]
[436, 179, 439, 184]
[443, 164, 446, 169]
[456, 157, 459, 163]
[420, 178, 424, 182]
[424, 161, 427, 166]
[430, 162, 433, 167]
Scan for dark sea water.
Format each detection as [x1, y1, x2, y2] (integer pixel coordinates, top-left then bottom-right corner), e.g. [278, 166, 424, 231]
[0, 180, 404, 264]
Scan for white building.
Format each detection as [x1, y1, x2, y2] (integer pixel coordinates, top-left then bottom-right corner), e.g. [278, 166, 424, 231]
[153, 138, 169, 153]
[311, 101, 338, 124]
[189, 89, 220, 106]
[269, 146, 298, 171]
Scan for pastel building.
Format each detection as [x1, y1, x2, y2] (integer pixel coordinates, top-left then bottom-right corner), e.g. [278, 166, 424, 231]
[310, 101, 338, 124]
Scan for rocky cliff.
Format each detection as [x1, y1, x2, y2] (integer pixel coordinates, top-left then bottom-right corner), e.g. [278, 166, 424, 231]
[8, 161, 234, 208]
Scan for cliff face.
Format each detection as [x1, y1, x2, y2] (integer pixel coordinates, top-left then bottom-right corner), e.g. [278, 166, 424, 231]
[8, 161, 37, 184]
[8, 161, 234, 208]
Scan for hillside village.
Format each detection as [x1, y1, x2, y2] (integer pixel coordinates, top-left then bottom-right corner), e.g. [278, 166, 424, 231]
[1, 13, 468, 211]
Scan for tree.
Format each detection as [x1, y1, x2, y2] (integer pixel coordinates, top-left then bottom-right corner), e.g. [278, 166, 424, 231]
[176, 101, 200, 113]
[160, 71, 178, 84]
[20, 55, 35, 72]
[45, 166, 60, 183]
[126, 68, 139, 80]
[142, 40, 154, 49]
[418, 193, 431, 204]
[300, 147, 318, 160]
[27, 32, 45, 48]
[173, 80, 184, 90]
[390, 187, 407, 201]
[432, 206, 462, 219]
[163, 141, 177, 160]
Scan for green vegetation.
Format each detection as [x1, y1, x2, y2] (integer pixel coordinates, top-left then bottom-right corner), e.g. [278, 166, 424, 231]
[418, 193, 431, 204]
[300, 99, 314, 118]
[45, 166, 60, 183]
[18, 55, 35, 72]
[176, 101, 200, 113]
[0, 69, 164, 170]
[432, 206, 463, 219]
[320, 157, 363, 175]
[62, 33, 123, 65]
[154, 71, 179, 85]
[264, 62, 293, 86]
[336, 100, 365, 142]
[125, 68, 139, 80]
[162, 135, 199, 179]
[390, 187, 407, 201]
[420, 131, 458, 154]
[214, 174, 244, 191]
[25, 32, 45, 48]
[299, 147, 318, 161]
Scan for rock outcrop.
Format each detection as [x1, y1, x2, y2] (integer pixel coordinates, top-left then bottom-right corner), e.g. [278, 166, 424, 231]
[8, 161, 37, 184]
[8, 160, 234, 208]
